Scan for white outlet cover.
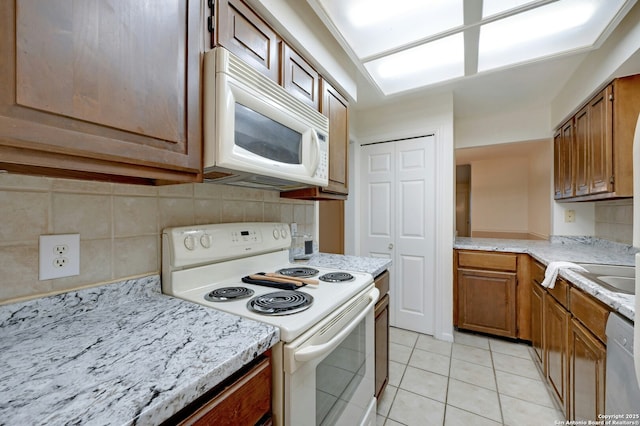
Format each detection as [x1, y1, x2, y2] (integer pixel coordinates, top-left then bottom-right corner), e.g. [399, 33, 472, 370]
[39, 234, 80, 280]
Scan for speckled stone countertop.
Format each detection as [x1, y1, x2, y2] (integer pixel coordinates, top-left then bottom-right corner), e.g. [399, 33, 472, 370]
[0, 275, 279, 426]
[454, 236, 637, 321]
[303, 253, 392, 278]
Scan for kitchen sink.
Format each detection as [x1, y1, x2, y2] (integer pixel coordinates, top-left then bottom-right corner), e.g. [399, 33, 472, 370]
[575, 263, 635, 295]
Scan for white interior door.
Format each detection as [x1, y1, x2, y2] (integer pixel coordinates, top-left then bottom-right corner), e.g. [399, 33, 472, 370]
[360, 136, 436, 335]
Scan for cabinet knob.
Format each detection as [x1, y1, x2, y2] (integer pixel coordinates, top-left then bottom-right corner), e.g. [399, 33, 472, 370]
[388, 243, 394, 250]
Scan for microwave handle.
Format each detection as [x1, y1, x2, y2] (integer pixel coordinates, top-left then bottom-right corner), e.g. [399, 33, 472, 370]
[293, 287, 379, 363]
[309, 130, 320, 175]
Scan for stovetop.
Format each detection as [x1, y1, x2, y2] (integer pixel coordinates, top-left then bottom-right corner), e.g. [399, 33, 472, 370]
[161, 223, 374, 342]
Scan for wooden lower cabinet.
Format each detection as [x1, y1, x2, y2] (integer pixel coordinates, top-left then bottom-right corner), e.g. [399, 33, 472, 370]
[544, 293, 571, 415]
[170, 355, 272, 426]
[531, 282, 545, 365]
[375, 293, 389, 399]
[374, 271, 390, 399]
[457, 268, 517, 338]
[569, 318, 606, 421]
[531, 259, 610, 421]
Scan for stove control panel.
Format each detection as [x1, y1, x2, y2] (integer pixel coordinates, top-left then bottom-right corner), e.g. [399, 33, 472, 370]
[163, 222, 292, 268]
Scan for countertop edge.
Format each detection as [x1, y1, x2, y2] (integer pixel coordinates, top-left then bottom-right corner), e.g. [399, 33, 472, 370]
[454, 239, 635, 322]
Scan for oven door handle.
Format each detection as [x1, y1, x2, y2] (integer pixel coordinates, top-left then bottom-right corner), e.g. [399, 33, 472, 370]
[293, 288, 379, 363]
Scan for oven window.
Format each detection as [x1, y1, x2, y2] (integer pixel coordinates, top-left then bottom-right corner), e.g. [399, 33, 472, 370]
[316, 320, 367, 426]
[234, 103, 302, 164]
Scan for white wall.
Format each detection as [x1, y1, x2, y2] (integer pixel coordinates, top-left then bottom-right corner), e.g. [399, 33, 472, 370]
[455, 105, 551, 149]
[528, 140, 552, 239]
[247, 0, 358, 100]
[351, 92, 455, 342]
[471, 157, 530, 234]
[551, 2, 640, 125]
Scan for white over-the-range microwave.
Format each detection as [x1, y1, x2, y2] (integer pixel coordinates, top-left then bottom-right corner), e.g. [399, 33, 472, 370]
[202, 47, 329, 191]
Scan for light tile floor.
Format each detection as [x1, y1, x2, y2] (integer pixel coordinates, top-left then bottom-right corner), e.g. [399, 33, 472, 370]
[376, 327, 564, 426]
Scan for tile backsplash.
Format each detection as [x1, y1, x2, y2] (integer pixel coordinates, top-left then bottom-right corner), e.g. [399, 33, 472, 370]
[0, 173, 314, 304]
[594, 199, 633, 244]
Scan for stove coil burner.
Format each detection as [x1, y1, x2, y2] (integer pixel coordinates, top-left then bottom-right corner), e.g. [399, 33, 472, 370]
[275, 267, 319, 278]
[319, 272, 355, 283]
[247, 291, 313, 316]
[205, 287, 254, 302]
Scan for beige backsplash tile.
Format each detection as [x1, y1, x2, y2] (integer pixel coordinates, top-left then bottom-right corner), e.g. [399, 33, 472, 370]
[114, 196, 158, 237]
[194, 199, 222, 224]
[158, 197, 195, 230]
[113, 236, 159, 278]
[0, 173, 315, 304]
[0, 191, 49, 243]
[52, 193, 112, 238]
[0, 245, 50, 301]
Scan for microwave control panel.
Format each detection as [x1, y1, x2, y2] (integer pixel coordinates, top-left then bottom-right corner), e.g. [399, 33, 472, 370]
[314, 132, 329, 183]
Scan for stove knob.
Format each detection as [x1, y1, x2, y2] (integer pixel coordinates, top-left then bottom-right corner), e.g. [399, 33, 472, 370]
[280, 227, 287, 239]
[184, 235, 196, 251]
[273, 229, 280, 240]
[200, 234, 212, 248]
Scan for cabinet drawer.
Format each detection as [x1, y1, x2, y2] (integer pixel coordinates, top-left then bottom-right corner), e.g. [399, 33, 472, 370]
[570, 287, 610, 342]
[458, 251, 517, 272]
[375, 270, 390, 295]
[548, 278, 570, 310]
[179, 356, 272, 425]
[531, 261, 545, 284]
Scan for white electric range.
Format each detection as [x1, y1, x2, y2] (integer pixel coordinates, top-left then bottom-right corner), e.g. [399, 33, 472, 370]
[161, 222, 378, 426]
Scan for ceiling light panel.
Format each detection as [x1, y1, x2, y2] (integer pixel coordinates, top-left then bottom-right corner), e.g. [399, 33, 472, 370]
[478, 0, 627, 72]
[317, 0, 463, 59]
[364, 33, 465, 95]
[482, 0, 542, 18]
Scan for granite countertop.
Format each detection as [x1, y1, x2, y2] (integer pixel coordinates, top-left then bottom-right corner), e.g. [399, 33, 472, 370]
[0, 276, 279, 426]
[454, 236, 636, 321]
[304, 253, 392, 278]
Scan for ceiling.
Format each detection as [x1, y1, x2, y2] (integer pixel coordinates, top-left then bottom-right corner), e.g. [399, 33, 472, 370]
[305, 0, 638, 115]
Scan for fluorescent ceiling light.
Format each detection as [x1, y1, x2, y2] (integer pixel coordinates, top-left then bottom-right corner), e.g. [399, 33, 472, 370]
[317, 0, 463, 59]
[482, 0, 540, 18]
[364, 33, 464, 94]
[478, 0, 626, 71]
[307, 0, 633, 95]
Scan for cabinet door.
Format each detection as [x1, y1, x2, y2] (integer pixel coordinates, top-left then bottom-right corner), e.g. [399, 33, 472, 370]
[554, 131, 563, 199]
[560, 120, 575, 198]
[544, 294, 570, 415]
[457, 269, 517, 338]
[281, 43, 320, 110]
[375, 293, 390, 400]
[574, 106, 589, 196]
[216, 0, 279, 82]
[531, 282, 545, 366]
[0, 0, 201, 183]
[569, 318, 605, 421]
[321, 79, 349, 195]
[588, 85, 613, 194]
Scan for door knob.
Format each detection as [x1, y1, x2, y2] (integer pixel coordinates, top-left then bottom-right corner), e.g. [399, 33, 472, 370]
[388, 243, 394, 250]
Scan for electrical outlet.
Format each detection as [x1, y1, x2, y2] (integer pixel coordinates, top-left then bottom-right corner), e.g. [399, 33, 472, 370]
[39, 234, 80, 280]
[564, 209, 576, 223]
[290, 222, 298, 236]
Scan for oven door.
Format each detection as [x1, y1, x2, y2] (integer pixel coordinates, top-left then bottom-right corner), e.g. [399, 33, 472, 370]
[283, 286, 379, 426]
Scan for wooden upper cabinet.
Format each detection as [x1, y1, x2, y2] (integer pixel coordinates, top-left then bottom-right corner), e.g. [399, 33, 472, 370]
[281, 43, 320, 110]
[0, 0, 202, 184]
[574, 106, 589, 197]
[554, 74, 640, 201]
[280, 79, 350, 200]
[216, 0, 280, 82]
[554, 119, 575, 199]
[322, 80, 349, 195]
[588, 85, 613, 195]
